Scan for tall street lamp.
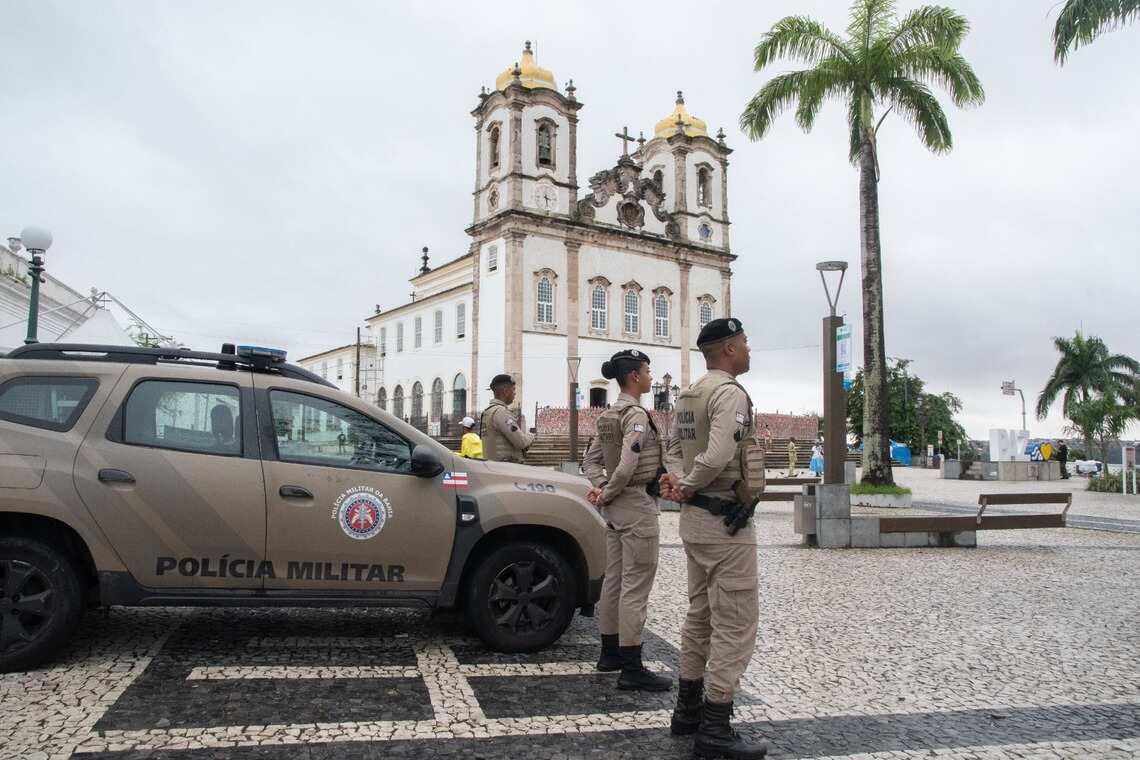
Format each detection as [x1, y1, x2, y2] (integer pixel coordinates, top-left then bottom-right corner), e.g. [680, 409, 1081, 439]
[567, 356, 582, 462]
[817, 260, 848, 484]
[21, 226, 53, 345]
[1001, 380, 1027, 432]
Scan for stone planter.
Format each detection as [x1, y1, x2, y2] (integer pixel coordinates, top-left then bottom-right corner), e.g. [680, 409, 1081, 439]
[940, 460, 961, 479]
[850, 493, 912, 509]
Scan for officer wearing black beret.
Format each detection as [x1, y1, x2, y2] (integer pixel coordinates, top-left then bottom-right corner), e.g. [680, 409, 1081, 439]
[479, 373, 534, 463]
[661, 317, 768, 758]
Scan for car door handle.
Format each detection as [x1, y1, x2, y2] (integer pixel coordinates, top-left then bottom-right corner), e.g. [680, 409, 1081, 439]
[279, 485, 313, 499]
[98, 468, 135, 484]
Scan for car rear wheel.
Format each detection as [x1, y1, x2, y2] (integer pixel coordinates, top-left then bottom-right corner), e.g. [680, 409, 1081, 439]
[464, 541, 576, 653]
[0, 537, 84, 673]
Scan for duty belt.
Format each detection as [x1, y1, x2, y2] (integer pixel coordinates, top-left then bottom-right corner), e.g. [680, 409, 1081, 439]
[686, 493, 739, 515]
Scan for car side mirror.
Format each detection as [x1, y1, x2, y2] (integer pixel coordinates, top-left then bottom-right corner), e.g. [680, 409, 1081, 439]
[410, 444, 445, 478]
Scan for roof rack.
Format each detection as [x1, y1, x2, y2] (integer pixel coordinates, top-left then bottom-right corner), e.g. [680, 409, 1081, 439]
[3, 343, 335, 388]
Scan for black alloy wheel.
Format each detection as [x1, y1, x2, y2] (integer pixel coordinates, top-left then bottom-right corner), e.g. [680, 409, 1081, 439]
[0, 538, 83, 673]
[488, 559, 561, 636]
[0, 559, 56, 655]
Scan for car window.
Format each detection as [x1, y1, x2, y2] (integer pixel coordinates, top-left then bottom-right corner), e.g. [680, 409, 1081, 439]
[270, 390, 412, 473]
[0, 376, 98, 431]
[124, 380, 242, 455]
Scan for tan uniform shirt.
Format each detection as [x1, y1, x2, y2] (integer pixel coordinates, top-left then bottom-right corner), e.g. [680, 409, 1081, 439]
[582, 393, 660, 515]
[480, 399, 534, 463]
[666, 371, 757, 545]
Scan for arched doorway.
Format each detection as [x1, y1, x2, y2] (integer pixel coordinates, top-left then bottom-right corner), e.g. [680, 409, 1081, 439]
[452, 373, 467, 418]
[589, 387, 607, 408]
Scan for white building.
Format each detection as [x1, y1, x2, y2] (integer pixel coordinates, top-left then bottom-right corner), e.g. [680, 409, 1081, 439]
[296, 342, 379, 398]
[366, 42, 735, 430]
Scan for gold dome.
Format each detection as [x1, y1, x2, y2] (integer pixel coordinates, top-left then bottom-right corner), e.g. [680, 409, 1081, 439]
[495, 41, 557, 91]
[654, 91, 707, 138]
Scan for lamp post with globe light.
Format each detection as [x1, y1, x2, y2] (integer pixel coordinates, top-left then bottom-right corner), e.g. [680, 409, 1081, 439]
[817, 260, 848, 484]
[21, 227, 53, 345]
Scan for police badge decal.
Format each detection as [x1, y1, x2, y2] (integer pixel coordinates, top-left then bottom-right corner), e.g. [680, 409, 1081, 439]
[332, 486, 392, 540]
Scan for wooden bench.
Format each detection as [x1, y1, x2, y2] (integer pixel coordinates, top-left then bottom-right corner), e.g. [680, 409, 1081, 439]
[879, 492, 1072, 535]
[758, 477, 820, 502]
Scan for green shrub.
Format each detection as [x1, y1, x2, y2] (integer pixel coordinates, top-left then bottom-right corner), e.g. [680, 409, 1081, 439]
[851, 483, 912, 496]
[1087, 473, 1123, 493]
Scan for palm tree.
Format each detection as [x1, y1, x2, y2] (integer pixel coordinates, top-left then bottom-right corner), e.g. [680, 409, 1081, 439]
[1053, 0, 1140, 64]
[740, 0, 984, 484]
[1036, 332, 1140, 419]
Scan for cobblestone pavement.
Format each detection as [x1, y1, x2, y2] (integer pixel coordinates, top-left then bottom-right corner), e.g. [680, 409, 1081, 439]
[2, 509, 1138, 760]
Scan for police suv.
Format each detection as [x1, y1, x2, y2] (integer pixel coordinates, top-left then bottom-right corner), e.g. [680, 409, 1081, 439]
[0, 343, 605, 671]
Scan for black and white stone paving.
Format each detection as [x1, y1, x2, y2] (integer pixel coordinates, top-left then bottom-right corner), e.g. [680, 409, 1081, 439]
[2, 508, 1139, 759]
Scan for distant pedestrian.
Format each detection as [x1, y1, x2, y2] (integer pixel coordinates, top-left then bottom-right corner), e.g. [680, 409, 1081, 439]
[459, 416, 483, 459]
[1057, 439, 1069, 479]
[787, 438, 798, 477]
[809, 441, 824, 476]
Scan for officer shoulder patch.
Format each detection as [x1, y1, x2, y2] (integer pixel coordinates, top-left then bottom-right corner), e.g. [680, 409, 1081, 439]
[631, 441, 642, 453]
[633, 423, 645, 433]
[735, 412, 747, 424]
[510, 425, 519, 433]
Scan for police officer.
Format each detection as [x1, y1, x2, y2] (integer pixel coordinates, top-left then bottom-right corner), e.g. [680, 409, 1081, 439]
[479, 374, 534, 463]
[660, 318, 767, 759]
[581, 350, 671, 692]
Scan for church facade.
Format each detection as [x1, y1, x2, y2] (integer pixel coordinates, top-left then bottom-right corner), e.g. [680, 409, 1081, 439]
[365, 42, 735, 430]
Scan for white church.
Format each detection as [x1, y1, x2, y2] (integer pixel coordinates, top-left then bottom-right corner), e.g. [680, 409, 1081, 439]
[364, 42, 735, 430]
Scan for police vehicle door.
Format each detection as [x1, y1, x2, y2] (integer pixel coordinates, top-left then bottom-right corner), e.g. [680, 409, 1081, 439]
[255, 377, 456, 592]
[74, 365, 266, 589]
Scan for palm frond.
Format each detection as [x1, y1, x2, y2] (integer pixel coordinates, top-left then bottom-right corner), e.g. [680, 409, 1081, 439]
[848, 0, 897, 47]
[888, 45, 985, 107]
[740, 69, 831, 141]
[846, 92, 865, 163]
[793, 58, 857, 130]
[885, 5, 969, 52]
[753, 16, 854, 71]
[1054, 0, 1140, 64]
[876, 78, 952, 153]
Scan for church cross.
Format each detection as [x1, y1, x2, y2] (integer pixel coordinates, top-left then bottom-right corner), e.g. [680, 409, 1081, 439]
[614, 126, 636, 156]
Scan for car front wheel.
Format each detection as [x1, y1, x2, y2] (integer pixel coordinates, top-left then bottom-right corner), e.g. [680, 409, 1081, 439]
[0, 537, 84, 673]
[464, 541, 576, 653]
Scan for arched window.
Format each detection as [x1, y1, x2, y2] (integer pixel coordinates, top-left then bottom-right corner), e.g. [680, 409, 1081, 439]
[393, 385, 405, 418]
[537, 124, 553, 166]
[697, 167, 712, 207]
[453, 374, 467, 417]
[653, 169, 664, 190]
[431, 378, 444, 419]
[536, 276, 553, 324]
[624, 289, 639, 334]
[591, 285, 608, 331]
[699, 300, 713, 328]
[654, 293, 670, 338]
[411, 382, 424, 420]
[377, 387, 387, 411]
[489, 125, 500, 169]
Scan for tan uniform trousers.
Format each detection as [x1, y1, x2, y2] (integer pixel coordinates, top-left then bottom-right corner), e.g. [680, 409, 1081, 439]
[679, 540, 759, 703]
[598, 488, 660, 647]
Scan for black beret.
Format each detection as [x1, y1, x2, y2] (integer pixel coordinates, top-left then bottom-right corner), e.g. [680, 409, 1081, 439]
[696, 317, 744, 347]
[489, 373, 515, 388]
[609, 348, 650, 364]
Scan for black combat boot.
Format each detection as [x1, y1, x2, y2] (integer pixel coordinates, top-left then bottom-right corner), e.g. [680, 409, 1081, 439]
[693, 699, 769, 759]
[670, 678, 704, 735]
[616, 645, 672, 691]
[596, 633, 621, 672]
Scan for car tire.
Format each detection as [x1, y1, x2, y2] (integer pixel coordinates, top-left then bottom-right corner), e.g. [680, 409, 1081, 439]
[464, 541, 576, 653]
[0, 537, 84, 673]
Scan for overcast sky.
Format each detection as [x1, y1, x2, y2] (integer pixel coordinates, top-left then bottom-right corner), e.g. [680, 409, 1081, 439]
[2, 0, 1136, 440]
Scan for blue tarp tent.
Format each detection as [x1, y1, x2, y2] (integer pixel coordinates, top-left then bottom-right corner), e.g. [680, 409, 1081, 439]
[851, 440, 913, 465]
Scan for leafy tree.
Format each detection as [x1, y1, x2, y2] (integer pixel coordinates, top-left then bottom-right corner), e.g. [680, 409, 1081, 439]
[1053, 0, 1140, 64]
[740, 0, 984, 484]
[847, 358, 968, 456]
[1035, 332, 1139, 421]
[1064, 396, 1137, 479]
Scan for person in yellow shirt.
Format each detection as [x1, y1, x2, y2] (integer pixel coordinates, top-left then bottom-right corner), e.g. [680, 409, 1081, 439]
[459, 416, 484, 459]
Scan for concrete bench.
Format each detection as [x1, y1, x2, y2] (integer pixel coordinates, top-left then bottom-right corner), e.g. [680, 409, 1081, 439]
[877, 492, 1072, 545]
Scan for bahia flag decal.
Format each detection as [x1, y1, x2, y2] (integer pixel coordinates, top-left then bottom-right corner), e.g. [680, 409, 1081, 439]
[443, 472, 468, 490]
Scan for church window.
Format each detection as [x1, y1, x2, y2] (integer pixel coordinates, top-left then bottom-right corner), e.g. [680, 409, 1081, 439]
[393, 385, 404, 418]
[456, 303, 466, 338]
[336, 358, 343, 380]
[537, 124, 553, 167]
[321, 361, 328, 379]
[431, 378, 444, 420]
[379, 327, 386, 356]
[537, 277, 554, 324]
[396, 323, 404, 353]
[698, 223, 713, 242]
[624, 289, 639, 334]
[487, 245, 498, 272]
[489, 125, 501, 169]
[653, 169, 664, 190]
[452, 374, 467, 418]
[697, 167, 712, 207]
[591, 285, 608, 331]
[433, 310, 443, 344]
[699, 300, 713, 328]
[377, 387, 387, 411]
[411, 382, 424, 421]
[654, 293, 670, 338]
[414, 316, 422, 349]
